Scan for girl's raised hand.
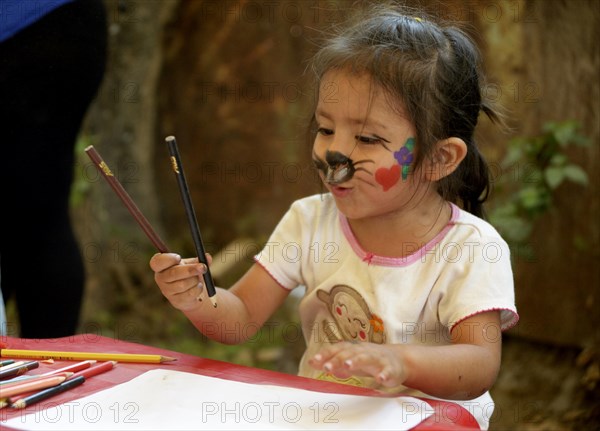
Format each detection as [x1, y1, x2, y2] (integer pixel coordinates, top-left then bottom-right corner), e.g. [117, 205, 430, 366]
[149, 253, 211, 311]
[308, 342, 408, 388]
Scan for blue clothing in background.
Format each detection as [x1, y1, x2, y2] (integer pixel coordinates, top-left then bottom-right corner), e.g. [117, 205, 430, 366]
[0, 0, 107, 337]
[0, 0, 74, 42]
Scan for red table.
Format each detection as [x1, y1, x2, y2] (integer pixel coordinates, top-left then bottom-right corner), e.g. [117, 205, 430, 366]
[0, 334, 479, 430]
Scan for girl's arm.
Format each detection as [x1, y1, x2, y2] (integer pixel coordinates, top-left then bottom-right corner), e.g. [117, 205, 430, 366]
[150, 253, 290, 344]
[309, 310, 502, 400]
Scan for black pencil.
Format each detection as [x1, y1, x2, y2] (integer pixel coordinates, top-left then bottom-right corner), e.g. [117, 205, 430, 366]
[165, 136, 217, 307]
[10, 376, 86, 409]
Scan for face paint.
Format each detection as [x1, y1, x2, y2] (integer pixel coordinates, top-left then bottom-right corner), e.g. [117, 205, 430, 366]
[325, 151, 355, 184]
[313, 151, 375, 185]
[393, 137, 415, 181]
[374, 165, 401, 191]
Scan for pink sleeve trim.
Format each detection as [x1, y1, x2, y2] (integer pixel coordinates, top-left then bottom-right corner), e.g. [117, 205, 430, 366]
[253, 257, 294, 292]
[450, 307, 520, 333]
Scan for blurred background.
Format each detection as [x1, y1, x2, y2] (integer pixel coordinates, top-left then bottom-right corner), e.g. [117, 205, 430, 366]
[3, 1, 598, 429]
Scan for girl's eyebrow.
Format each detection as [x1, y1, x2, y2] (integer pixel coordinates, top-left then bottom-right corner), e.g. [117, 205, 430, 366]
[315, 108, 389, 131]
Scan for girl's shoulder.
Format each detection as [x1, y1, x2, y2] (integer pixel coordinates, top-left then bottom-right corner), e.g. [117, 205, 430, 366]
[288, 193, 338, 219]
[449, 204, 507, 243]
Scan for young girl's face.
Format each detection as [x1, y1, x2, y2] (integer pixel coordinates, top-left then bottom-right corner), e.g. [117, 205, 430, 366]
[313, 69, 431, 221]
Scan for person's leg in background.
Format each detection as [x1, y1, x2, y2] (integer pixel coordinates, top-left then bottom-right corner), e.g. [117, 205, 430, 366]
[0, 0, 107, 338]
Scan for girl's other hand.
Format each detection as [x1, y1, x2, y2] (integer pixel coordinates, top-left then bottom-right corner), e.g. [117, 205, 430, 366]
[149, 253, 212, 311]
[308, 342, 408, 388]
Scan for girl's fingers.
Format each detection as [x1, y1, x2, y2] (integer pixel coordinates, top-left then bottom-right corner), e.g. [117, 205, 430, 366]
[168, 282, 204, 311]
[181, 256, 199, 265]
[150, 253, 208, 310]
[156, 260, 206, 284]
[165, 275, 203, 296]
[310, 343, 406, 386]
[309, 342, 357, 372]
[149, 253, 181, 272]
[308, 343, 346, 367]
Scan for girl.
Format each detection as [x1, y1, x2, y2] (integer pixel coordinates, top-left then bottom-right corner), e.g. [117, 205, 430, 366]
[150, 5, 518, 430]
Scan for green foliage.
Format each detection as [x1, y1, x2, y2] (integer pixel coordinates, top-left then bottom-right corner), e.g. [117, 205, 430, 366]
[489, 121, 590, 258]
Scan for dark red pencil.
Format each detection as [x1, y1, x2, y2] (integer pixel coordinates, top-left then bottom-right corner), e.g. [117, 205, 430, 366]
[85, 145, 169, 253]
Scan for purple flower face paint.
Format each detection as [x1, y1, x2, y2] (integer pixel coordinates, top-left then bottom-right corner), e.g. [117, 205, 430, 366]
[393, 137, 415, 180]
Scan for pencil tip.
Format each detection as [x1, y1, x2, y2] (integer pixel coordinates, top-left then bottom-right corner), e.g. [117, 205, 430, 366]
[161, 356, 177, 362]
[11, 400, 25, 409]
[209, 296, 218, 308]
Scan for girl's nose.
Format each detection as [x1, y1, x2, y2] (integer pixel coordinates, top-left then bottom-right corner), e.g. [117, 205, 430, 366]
[327, 130, 356, 156]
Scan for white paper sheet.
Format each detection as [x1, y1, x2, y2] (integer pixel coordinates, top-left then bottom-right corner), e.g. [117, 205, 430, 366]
[2, 369, 432, 430]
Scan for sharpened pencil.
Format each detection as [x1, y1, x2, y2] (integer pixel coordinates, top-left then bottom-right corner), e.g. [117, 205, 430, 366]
[0, 372, 73, 387]
[165, 135, 218, 307]
[69, 360, 116, 381]
[11, 376, 86, 409]
[40, 360, 96, 376]
[0, 349, 176, 364]
[0, 375, 67, 399]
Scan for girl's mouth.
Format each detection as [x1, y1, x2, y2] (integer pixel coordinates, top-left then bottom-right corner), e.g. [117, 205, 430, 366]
[329, 184, 352, 198]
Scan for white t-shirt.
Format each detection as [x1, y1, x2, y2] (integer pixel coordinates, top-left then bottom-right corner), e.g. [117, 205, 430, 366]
[255, 193, 519, 429]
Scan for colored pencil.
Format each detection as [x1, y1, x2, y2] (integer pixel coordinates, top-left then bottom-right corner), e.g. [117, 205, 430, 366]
[0, 372, 72, 388]
[5, 359, 96, 385]
[6, 362, 116, 406]
[11, 376, 86, 409]
[0, 361, 25, 372]
[0, 349, 176, 364]
[41, 360, 96, 376]
[0, 361, 39, 380]
[165, 135, 217, 307]
[84, 145, 169, 252]
[69, 360, 116, 380]
[0, 375, 66, 399]
[0, 360, 15, 367]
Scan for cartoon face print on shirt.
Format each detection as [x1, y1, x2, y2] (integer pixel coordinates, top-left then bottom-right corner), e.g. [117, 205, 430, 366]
[316, 285, 385, 344]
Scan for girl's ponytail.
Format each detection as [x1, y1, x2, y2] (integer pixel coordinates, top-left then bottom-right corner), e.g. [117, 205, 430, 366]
[454, 141, 490, 219]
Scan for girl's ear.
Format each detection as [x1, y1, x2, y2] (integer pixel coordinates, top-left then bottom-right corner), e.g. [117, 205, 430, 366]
[424, 137, 467, 181]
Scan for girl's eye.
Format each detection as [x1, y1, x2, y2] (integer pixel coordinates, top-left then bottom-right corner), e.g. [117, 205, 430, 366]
[317, 127, 334, 136]
[355, 135, 383, 145]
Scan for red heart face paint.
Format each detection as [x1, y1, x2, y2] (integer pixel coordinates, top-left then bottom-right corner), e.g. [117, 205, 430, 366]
[374, 164, 401, 191]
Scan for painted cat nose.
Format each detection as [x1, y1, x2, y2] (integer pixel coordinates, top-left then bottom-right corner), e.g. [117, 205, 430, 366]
[325, 150, 355, 184]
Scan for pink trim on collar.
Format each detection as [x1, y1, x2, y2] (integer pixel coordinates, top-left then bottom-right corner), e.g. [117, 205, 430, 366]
[340, 203, 460, 267]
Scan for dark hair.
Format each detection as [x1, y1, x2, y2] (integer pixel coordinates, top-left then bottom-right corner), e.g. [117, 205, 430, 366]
[307, 4, 504, 218]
